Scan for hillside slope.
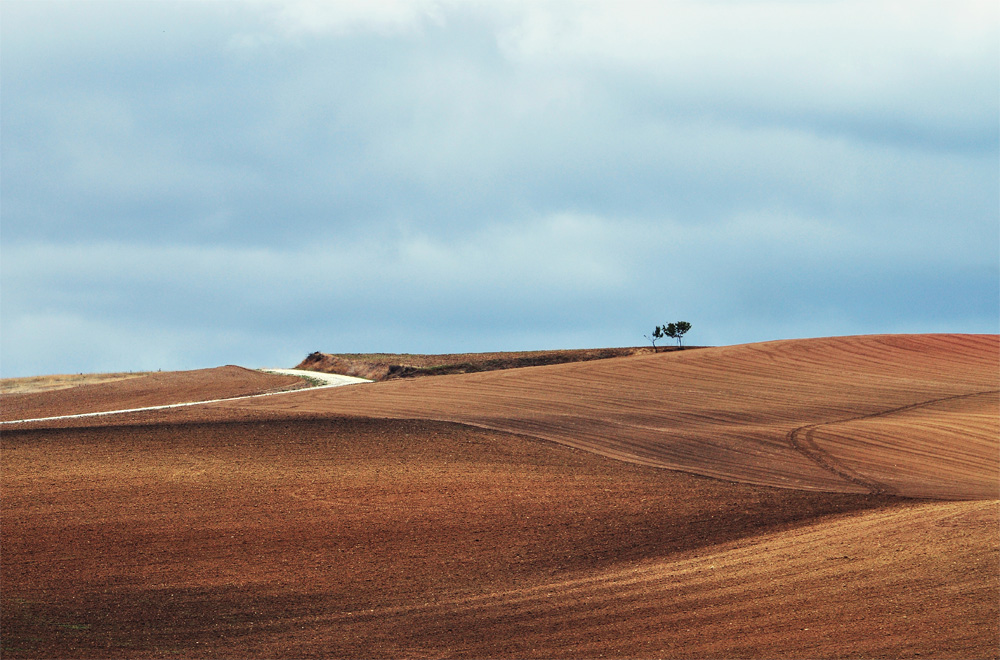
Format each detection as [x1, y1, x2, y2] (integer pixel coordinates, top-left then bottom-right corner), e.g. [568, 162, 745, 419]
[294, 346, 671, 381]
[0, 367, 304, 422]
[252, 498, 995, 659]
[4, 417, 995, 658]
[224, 334, 999, 499]
[4, 335, 996, 658]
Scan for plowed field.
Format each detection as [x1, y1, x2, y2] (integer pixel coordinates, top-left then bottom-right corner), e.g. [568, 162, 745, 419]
[2, 334, 997, 658]
[217, 333, 1000, 499]
[0, 366, 304, 422]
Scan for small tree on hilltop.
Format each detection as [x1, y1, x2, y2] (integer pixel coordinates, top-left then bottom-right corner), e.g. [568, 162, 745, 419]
[663, 321, 692, 348]
[644, 325, 665, 352]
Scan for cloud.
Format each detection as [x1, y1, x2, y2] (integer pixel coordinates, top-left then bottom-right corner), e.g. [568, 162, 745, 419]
[270, 0, 447, 36]
[4, 197, 995, 376]
[497, 1, 998, 150]
[1, 0, 996, 376]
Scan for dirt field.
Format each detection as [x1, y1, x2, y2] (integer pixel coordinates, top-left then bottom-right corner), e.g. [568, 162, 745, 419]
[225, 333, 1000, 499]
[0, 366, 305, 422]
[2, 334, 997, 658]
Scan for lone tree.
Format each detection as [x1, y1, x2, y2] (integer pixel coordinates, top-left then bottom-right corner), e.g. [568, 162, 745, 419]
[644, 325, 665, 352]
[663, 321, 692, 348]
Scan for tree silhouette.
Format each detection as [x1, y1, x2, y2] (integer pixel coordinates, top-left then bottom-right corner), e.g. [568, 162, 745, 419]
[644, 325, 665, 352]
[663, 321, 692, 348]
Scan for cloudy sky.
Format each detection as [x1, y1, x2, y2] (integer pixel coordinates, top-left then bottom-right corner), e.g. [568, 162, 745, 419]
[2, 1, 997, 377]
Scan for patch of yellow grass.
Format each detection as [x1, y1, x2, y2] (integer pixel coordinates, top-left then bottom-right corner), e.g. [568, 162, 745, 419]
[0, 372, 149, 395]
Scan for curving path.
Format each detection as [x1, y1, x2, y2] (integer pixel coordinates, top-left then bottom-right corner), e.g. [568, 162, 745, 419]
[0, 367, 370, 425]
[257, 368, 372, 386]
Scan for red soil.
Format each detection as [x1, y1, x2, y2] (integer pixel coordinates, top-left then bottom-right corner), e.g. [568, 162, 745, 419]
[222, 333, 1000, 499]
[2, 334, 997, 658]
[0, 366, 303, 422]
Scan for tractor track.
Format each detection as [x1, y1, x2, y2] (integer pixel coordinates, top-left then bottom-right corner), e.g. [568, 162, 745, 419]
[786, 390, 999, 496]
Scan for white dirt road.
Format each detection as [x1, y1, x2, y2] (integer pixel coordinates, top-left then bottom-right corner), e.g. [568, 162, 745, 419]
[257, 368, 371, 386]
[0, 368, 370, 425]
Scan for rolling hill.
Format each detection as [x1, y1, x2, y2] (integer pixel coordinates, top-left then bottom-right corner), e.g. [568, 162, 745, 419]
[223, 333, 999, 499]
[2, 334, 996, 658]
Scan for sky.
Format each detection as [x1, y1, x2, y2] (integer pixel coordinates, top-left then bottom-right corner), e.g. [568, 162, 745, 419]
[2, 0, 998, 377]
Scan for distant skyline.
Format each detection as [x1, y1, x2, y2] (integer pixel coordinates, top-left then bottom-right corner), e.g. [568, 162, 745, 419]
[2, 0, 997, 377]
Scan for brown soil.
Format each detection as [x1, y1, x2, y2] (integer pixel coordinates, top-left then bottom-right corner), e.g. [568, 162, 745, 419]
[2, 335, 997, 658]
[5, 418, 995, 658]
[0, 366, 304, 422]
[231, 333, 1000, 499]
[296, 346, 681, 381]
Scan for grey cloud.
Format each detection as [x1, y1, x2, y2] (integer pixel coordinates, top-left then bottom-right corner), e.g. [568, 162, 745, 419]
[497, 1, 1000, 154]
[1, 1, 996, 376]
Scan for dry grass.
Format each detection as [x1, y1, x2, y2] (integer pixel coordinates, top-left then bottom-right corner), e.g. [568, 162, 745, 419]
[296, 346, 678, 381]
[0, 372, 149, 395]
